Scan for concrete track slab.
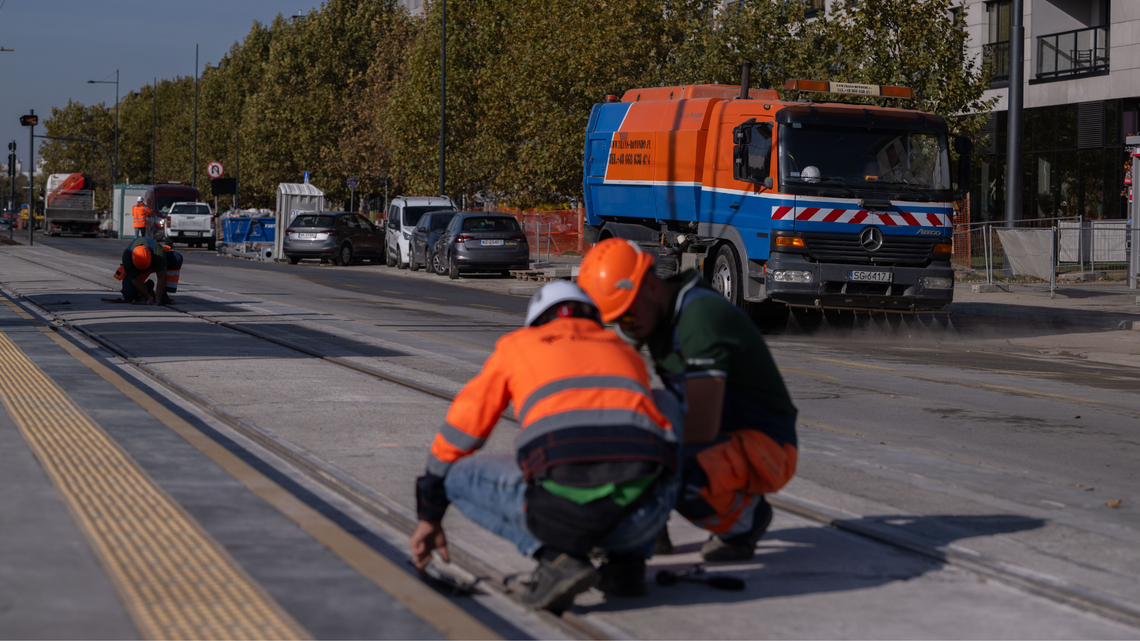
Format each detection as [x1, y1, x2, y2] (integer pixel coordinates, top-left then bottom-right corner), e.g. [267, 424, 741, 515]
[0, 290, 460, 639]
[5, 242, 1140, 638]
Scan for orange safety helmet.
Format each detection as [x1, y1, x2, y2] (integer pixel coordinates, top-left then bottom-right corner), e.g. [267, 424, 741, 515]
[577, 238, 655, 322]
[131, 244, 152, 270]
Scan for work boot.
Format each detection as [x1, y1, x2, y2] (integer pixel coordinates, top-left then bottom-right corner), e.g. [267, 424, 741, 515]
[519, 549, 598, 614]
[597, 553, 647, 597]
[654, 528, 674, 555]
[700, 495, 773, 562]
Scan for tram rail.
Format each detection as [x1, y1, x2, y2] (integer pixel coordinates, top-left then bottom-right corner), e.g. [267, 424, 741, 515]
[5, 251, 1140, 634]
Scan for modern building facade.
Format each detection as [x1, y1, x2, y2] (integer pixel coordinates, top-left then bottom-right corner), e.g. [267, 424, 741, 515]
[963, 0, 1139, 221]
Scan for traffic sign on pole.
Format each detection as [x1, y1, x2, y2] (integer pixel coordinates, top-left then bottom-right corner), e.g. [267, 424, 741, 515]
[347, 176, 359, 190]
[207, 161, 224, 179]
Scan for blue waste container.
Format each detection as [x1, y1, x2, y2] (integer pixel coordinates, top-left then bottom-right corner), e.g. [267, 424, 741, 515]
[222, 217, 276, 243]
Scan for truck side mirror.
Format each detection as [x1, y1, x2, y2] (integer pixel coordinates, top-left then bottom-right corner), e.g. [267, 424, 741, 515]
[953, 135, 973, 198]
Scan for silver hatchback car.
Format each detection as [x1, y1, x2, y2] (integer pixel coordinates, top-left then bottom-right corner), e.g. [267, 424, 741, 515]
[283, 212, 386, 265]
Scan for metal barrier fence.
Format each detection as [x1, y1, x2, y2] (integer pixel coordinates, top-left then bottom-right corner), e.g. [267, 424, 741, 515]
[486, 207, 590, 264]
[953, 217, 1137, 295]
[520, 221, 554, 264]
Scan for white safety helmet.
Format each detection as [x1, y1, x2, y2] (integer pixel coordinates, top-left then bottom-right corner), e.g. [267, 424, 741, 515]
[137, 196, 144, 203]
[525, 281, 597, 327]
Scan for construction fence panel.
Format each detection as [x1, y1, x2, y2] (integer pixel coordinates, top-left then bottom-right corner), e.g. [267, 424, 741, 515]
[487, 207, 592, 260]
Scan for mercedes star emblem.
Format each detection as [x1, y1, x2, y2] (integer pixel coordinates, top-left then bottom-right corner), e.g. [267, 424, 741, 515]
[860, 227, 883, 252]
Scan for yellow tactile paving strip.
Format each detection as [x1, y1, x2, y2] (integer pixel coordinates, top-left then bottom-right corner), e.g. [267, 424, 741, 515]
[0, 331, 309, 640]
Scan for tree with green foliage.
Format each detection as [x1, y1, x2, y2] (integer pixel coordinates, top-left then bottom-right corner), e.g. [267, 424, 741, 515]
[41, 0, 994, 210]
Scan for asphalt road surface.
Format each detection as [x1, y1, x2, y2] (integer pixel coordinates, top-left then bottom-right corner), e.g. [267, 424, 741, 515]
[12, 232, 1140, 638]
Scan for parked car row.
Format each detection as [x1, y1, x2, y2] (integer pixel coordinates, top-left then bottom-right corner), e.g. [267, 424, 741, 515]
[282, 196, 529, 278]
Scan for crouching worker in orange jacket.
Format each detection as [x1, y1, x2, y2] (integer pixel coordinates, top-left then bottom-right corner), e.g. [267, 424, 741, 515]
[410, 281, 683, 613]
[579, 239, 798, 562]
[114, 237, 182, 305]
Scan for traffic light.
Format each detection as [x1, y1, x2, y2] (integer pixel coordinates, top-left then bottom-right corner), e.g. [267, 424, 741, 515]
[6, 141, 13, 152]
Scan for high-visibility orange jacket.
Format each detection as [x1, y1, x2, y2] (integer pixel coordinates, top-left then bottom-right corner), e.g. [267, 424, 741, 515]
[131, 203, 151, 228]
[416, 317, 677, 521]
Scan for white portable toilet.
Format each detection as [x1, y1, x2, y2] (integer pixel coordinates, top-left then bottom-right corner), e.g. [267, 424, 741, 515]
[112, 184, 150, 237]
[275, 182, 325, 262]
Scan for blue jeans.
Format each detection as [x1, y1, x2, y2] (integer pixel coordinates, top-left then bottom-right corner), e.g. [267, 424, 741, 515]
[134, 227, 146, 239]
[445, 389, 684, 559]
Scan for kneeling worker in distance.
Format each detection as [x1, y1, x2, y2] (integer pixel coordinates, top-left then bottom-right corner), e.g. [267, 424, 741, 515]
[579, 239, 798, 562]
[114, 236, 182, 305]
[410, 281, 682, 612]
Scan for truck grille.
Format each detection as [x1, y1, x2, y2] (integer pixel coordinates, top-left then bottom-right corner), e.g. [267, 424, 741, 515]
[801, 231, 937, 266]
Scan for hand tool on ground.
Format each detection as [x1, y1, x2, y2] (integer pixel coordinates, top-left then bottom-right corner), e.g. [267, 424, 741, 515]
[655, 564, 745, 591]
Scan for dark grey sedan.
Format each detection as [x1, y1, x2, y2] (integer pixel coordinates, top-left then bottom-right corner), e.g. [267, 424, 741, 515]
[437, 212, 529, 279]
[409, 210, 457, 274]
[283, 212, 385, 265]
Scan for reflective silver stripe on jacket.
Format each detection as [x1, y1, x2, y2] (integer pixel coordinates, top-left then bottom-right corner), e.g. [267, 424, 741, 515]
[514, 407, 676, 451]
[425, 452, 452, 477]
[517, 375, 651, 424]
[438, 421, 486, 452]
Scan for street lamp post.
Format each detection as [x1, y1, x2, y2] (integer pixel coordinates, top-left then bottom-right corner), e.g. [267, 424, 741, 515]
[439, 0, 446, 198]
[19, 111, 38, 246]
[86, 70, 119, 185]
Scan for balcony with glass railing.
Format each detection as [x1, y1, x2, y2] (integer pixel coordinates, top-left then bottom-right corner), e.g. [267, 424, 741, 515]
[984, 41, 1010, 83]
[1036, 25, 1109, 81]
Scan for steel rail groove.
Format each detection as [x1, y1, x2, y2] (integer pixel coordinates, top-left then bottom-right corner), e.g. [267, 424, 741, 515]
[7, 252, 1140, 633]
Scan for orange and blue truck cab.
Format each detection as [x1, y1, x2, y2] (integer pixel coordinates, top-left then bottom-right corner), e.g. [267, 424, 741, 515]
[582, 79, 973, 314]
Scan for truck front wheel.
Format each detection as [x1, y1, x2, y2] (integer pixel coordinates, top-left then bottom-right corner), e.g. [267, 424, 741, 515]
[710, 244, 742, 306]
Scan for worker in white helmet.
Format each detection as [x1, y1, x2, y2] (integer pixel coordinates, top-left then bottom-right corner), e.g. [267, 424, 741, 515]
[410, 281, 684, 612]
[131, 196, 152, 239]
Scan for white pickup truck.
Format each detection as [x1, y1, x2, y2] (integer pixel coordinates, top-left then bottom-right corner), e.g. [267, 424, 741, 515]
[165, 202, 217, 250]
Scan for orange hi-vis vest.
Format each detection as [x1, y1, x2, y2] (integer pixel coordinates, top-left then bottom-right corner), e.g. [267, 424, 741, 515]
[132, 203, 151, 228]
[425, 317, 677, 481]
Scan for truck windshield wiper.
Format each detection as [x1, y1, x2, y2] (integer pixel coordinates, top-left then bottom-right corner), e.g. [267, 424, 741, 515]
[810, 176, 859, 199]
[879, 181, 934, 202]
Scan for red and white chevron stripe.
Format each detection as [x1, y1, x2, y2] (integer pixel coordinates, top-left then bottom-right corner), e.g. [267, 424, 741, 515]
[771, 206, 950, 227]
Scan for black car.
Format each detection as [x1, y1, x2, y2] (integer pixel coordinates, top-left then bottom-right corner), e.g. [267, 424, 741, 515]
[408, 210, 458, 273]
[437, 212, 529, 279]
[283, 212, 385, 265]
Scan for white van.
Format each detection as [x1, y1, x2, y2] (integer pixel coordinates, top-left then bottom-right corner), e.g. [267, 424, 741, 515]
[384, 196, 456, 268]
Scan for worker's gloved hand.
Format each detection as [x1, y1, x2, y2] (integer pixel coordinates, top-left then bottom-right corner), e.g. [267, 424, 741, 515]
[409, 520, 449, 575]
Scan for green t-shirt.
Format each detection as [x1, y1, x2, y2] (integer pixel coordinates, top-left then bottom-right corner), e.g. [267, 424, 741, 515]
[647, 270, 797, 418]
[122, 237, 167, 280]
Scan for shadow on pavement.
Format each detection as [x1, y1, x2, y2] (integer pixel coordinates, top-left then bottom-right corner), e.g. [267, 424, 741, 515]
[581, 514, 1045, 613]
[29, 291, 409, 360]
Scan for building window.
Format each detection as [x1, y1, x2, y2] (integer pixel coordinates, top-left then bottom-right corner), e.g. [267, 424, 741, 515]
[984, 1, 1011, 83]
[803, 0, 825, 18]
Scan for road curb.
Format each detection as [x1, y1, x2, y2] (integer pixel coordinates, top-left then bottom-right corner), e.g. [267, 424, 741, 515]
[946, 301, 1140, 331]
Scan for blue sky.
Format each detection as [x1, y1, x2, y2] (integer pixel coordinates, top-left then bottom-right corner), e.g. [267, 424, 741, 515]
[0, 0, 320, 164]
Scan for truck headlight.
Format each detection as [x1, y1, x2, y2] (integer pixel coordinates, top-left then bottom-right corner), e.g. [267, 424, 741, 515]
[922, 276, 954, 289]
[772, 270, 814, 283]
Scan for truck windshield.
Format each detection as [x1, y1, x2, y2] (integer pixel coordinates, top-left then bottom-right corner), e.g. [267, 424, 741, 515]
[780, 124, 950, 192]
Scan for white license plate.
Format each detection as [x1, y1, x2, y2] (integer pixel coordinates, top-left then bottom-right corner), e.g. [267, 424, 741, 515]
[183, 231, 200, 237]
[849, 270, 892, 282]
[297, 233, 316, 239]
[481, 239, 504, 246]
